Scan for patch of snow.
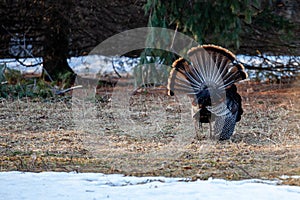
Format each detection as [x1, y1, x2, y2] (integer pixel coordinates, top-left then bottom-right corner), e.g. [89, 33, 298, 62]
[281, 175, 300, 179]
[0, 56, 137, 77]
[68, 55, 138, 76]
[0, 54, 299, 80]
[0, 172, 300, 200]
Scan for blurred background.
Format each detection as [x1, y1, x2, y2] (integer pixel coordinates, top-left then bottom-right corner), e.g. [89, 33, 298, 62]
[0, 0, 299, 97]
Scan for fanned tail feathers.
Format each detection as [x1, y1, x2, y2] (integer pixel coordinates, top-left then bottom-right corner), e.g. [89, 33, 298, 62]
[167, 44, 247, 140]
[167, 45, 247, 100]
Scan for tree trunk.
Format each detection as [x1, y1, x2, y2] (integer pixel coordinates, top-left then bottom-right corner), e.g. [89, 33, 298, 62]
[43, 29, 75, 86]
[42, 1, 75, 87]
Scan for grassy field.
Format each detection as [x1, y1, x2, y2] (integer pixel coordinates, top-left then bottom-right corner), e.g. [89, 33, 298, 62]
[0, 80, 299, 185]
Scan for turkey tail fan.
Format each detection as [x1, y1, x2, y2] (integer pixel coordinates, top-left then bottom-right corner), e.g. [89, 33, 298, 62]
[167, 44, 247, 140]
[167, 44, 247, 100]
[168, 58, 199, 96]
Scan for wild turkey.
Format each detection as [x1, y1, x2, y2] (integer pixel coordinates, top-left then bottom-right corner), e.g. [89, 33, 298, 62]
[167, 45, 247, 140]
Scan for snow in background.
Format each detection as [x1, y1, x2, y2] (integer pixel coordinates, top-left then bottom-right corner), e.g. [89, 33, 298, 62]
[0, 171, 300, 200]
[237, 55, 299, 81]
[0, 56, 138, 77]
[1, 55, 298, 80]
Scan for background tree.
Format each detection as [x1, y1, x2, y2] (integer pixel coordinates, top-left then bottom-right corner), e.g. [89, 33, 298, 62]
[0, 0, 299, 87]
[144, 0, 299, 54]
[138, 0, 299, 85]
[42, 0, 74, 84]
[0, 0, 147, 86]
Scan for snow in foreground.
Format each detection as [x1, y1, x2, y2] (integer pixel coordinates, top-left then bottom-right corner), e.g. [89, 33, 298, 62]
[0, 172, 300, 200]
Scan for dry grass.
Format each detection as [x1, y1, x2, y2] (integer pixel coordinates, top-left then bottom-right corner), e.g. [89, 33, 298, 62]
[0, 80, 300, 185]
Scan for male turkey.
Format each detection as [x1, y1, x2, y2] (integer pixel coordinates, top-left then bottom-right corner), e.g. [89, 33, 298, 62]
[167, 45, 247, 140]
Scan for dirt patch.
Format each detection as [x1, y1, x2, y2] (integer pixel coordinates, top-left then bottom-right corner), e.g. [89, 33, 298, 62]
[0, 81, 300, 185]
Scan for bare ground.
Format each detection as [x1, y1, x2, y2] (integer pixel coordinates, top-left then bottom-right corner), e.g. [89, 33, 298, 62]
[0, 80, 300, 185]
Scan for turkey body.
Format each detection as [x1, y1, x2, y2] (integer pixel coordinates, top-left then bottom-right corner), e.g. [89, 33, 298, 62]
[167, 45, 247, 140]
